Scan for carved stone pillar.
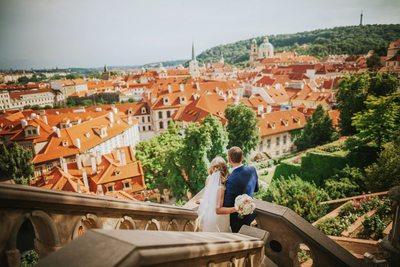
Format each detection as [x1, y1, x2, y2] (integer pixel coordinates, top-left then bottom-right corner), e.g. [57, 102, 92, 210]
[380, 186, 400, 267]
[5, 249, 21, 267]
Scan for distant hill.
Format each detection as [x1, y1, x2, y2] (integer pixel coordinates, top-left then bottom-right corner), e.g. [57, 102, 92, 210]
[197, 24, 400, 67]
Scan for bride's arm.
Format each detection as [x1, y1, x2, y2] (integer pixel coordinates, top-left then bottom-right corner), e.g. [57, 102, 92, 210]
[216, 186, 236, 214]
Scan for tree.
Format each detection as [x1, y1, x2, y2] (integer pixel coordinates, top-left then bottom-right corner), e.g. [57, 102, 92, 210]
[367, 53, 382, 69]
[225, 103, 259, 157]
[258, 175, 329, 222]
[323, 165, 364, 199]
[0, 144, 34, 184]
[364, 136, 400, 191]
[336, 73, 399, 136]
[352, 93, 400, 149]
[201, 115, 229, 161]
[179, 122, 212, 196]
[336, 74, 369, 135]
[136, 122, 184, 193]
[294, 105, 337, 151]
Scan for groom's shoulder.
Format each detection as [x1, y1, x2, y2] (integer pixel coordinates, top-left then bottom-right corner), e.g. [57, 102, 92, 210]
[243, 165, 257, 172]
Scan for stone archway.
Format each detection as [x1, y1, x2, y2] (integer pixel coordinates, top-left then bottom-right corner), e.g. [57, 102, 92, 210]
[166, 219, 179, 231]
[115, 216, 137, 230]
[72, 213, 102, 239]
[144, 219, 161, 231]
[183, 220, 196, 232]
[6, 211, 60, 267]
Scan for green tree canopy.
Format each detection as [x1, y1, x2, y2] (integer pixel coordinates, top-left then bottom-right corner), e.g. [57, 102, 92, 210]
[352, 93, 400, 149]
[0, 144, 34, 184]
[294, 105, 337, 151]
[225, 103, 259, 157]
[337, 73, 399, 135]
[364, 136, 400, 191]
[179, 122, 212, 196]
[201, 115, 229, 161]
[135, 122, 184, 192]
[257, 175, 329, 222]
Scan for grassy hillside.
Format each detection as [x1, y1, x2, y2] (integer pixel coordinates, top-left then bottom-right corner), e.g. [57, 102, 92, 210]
[197, 24, 400, 67]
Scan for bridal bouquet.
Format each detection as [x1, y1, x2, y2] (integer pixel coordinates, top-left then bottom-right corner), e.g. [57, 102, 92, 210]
[235, 194, 256, 219]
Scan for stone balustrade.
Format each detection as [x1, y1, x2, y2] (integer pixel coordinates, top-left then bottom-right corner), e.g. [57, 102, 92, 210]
[36, 226, 270, 267]
[0, 184, 197, 267]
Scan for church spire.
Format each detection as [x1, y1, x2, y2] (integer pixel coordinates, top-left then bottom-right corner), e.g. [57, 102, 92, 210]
[191, 42, 195, 61]
[360, 11, 363, 26]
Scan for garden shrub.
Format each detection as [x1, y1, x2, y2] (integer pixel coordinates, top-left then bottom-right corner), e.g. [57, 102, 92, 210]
[260, 175, 329, 222]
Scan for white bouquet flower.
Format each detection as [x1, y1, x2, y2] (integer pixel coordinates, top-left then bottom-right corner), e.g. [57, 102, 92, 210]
[234, 194, 256, 219]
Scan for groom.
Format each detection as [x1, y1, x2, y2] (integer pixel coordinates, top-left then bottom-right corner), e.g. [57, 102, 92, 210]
[223, 146, 259, 233]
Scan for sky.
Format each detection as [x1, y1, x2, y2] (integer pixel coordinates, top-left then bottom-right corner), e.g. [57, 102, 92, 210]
[0, 0, 399, 69]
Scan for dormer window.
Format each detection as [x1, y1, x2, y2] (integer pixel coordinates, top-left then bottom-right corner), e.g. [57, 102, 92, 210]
[107, 185, 114, 192]
[180, 96, 186, 103]
[62, 140, 68, 147]
[85, 132, 90, 138]
[163, 97, 170, 105]
[281, 119, 289, 126]
[128, 108, 133, 115]
[141, 107, 146, 114]
[114, 170, 120, 176]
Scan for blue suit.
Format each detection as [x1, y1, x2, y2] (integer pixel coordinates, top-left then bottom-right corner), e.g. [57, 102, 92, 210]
[223, 165, 259, 233]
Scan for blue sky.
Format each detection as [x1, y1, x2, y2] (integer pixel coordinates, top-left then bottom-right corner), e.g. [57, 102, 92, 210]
[0, 0, 399, 69]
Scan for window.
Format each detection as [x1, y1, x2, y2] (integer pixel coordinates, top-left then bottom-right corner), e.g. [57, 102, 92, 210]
[124, 182, 131, 189]
[141, 117, 145, 123]
[276, 137, 280, 146]
[148, 126, 152, 131]
[147, 116, 150, 122]
[158, 111, 163, 119]
[46, 164, 53, 171]
[159, 121, 164, 129]
[107, 185, 113, 192]
[275, 150, 279, 156]
[167, 111, 171, 118]
[142, 126, 146, 131]
[267, 139, 271, 149]
[283, 135, 287, 145]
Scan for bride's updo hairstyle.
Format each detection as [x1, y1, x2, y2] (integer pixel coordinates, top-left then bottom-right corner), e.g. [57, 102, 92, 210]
[208, 156, 229, 184]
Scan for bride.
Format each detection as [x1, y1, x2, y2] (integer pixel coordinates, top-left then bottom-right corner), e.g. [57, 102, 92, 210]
[197, 156, 237, 232]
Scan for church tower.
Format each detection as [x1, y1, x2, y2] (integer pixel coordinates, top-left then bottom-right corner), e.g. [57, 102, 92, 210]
[258, 36, 274, 59]
[249, 38, 258, 67]
[189, 42, 200, 78]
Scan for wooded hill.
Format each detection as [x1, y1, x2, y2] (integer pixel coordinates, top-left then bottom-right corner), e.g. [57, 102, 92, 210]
[196, 24, 400, 67]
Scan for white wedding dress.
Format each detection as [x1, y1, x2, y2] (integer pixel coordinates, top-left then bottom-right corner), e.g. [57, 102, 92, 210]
[197, 171, 231, 232]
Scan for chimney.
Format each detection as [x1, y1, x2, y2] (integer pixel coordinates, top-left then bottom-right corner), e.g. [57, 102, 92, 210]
[116, 149, 122, 162]
[109, 112, 114, 124]
[223, 95, 227, 102]
[56, 128, 61, 138]
[97, 184, 104, 195]
[60, 157, 68, 174]
[77, 155, 82, 169]
[128, 116, 133, 125]
[75, 138, 81, 149]
[42, 115, 48, 125]
[20, 119, 28, 128]
[257, 105, 263, 115]
[167, 83, 172, 93]
[196, 82, 200, 91]
[180, 83, 184, 92]
[266, 105, 272, 113]
[121, 149, 127, 166]
[76, 182, 81, 193]
[96, 150, 102, 164]
[31, 113, 37, 119]
[82, 169, 89, 188]
[91, 156, 97, 174]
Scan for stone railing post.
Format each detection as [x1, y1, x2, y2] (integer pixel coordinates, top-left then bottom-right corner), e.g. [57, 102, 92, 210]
[379, 186, 400, 267]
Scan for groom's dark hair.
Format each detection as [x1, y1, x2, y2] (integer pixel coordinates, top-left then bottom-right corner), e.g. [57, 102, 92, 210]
[228, 146, 243, 163]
